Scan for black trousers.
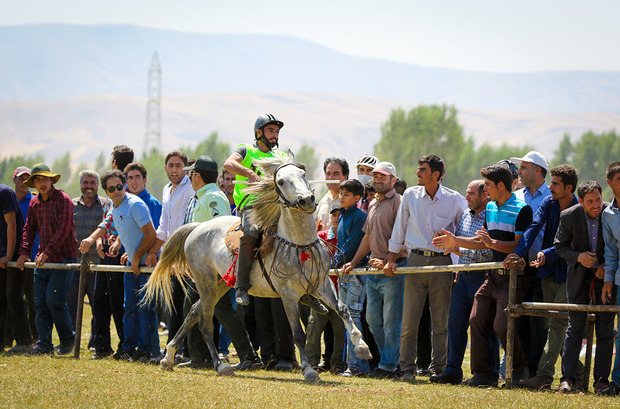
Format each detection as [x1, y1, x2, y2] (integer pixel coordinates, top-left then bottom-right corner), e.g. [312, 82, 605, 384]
[254, 297, 295, 362]
[92, 249, 125, 353]
[0, 267, 32, 346]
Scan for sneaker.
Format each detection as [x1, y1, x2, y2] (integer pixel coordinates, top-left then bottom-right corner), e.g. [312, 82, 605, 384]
[429, 372, 462, 385]
[150, 354, 165, 365]
[232, 357, 264, 371]
[400, 369, 416, 382]
[129, 350, 152, 363]
[235, 288, 250, 306]
[368, 368, 399, 379]
[417, 367, 431, 377]
[462, 372, 498, 388]
[55, 341, 75, 356]
[519, 375, 551, 391]
[26, 346, 54, 356]
[598, 381, 620, 396]
[218, 353, 230, 363]
[558, 378, 580, 394]
[91, 349, 114, 360]
[112, 349, 133, 361]
[338, 367, 366, 377]
[6, 344, 34, 355]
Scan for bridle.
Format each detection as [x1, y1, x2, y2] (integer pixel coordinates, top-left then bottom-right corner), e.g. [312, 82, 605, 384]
[273, 163, 314, 213]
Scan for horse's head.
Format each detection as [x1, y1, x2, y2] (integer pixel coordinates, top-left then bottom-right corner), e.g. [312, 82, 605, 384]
[273, 163, 316, 214]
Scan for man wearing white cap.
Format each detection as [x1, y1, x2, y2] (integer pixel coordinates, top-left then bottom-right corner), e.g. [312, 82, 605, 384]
[509, 151, 551, 377]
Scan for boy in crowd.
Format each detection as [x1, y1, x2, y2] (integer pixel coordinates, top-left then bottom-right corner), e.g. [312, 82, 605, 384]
[335, 179, 369, 376]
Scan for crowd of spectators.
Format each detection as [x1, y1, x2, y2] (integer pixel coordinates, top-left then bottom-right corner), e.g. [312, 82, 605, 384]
[2, 115, 620, 397]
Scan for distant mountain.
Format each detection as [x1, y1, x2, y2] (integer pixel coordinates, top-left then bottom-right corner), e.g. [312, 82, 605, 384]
[2, 93, 618, 177]
[2, 24, 620, 112]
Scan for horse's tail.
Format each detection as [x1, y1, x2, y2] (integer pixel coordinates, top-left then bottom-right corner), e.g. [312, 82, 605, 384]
[143, 222, 201, 312]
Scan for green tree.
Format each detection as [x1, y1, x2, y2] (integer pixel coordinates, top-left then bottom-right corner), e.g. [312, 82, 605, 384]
[375, 105, 476, 192]
[183, 132, 231, 168]
[293, 144, 320, 179]
[553, 130, 620, 201]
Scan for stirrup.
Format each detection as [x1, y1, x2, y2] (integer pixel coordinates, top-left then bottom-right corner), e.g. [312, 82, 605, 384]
[236, 288, 250, 306]
[300, 294, 328, 315]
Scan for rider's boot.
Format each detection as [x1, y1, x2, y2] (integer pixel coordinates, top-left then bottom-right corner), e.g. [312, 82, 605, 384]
[235, 235, 258, 306]
[299, 294, 329, 315]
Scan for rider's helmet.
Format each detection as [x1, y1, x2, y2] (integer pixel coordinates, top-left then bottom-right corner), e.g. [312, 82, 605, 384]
[254, 114, 284, 150]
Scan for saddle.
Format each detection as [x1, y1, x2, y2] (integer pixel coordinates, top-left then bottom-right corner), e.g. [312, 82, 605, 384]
[224, 221, 278, 258]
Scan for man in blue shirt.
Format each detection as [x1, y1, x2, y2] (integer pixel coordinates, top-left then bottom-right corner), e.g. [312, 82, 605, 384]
[600, 162, 620, 396]
[124, 162, 162, 230]
[510, 151, 552, 376]
[96, 170, 158, 363]
[505, 165, 579, 390]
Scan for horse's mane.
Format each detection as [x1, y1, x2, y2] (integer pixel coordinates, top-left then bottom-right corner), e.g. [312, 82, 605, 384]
[244, 155, 291, 230]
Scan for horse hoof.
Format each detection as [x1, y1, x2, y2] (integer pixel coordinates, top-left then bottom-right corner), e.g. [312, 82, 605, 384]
[217, 363, 235, 376]
[303, 367, 321, 383]
[354, 345, 372, 360]
[160, 358, 174, 371]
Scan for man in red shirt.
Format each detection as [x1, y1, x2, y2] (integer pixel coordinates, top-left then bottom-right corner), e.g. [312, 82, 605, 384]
[17, 163, 78, 356]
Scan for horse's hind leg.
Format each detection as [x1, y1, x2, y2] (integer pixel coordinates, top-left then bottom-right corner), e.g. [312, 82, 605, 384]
[316, 278, 372, 360]
[198, 298, 234, 376]
[279, 290, 320, 383]
[160, 300, 202, 371]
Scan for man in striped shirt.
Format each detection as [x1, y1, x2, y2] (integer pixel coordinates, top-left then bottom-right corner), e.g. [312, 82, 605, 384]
[433, 165, 532, 387]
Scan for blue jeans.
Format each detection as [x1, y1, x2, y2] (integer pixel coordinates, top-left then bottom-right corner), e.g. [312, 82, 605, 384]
[339, 274, 369, 373]
[365, 271, 404, 372]
[444, 271, 499, 378]
[33, 259, 76, 350]
[121, 272, 159, 354]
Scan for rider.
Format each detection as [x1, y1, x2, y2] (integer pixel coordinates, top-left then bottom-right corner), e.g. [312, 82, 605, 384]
[223, 114, 289, 305]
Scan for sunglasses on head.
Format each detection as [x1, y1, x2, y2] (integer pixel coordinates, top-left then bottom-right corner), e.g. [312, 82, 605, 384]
[106, 184, 124, 193]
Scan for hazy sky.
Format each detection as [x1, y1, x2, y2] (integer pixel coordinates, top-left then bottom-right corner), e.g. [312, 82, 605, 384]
[2, 0, 619, 72]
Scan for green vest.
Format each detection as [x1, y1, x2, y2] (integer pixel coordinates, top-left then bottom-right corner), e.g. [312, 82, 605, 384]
[233, 143, 287, 210]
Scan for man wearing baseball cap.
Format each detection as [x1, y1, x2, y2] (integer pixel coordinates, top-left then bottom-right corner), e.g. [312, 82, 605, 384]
[509, 151, 552, 377]
[17, 163, 78, 356]
[342, 160, 405, 379]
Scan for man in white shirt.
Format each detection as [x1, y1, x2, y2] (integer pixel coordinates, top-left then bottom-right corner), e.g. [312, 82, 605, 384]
[146, 150, 195, 360]
[385, 154, 466, 381]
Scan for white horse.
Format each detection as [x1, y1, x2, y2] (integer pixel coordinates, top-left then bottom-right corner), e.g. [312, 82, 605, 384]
[143, 155, 371, 382]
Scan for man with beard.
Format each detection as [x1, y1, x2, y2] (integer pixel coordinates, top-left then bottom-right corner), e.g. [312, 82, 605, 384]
[146, 151, 194, 361]
[66, 170, 106, 349]
[220, 169, 236, 215]
[342, 162, 405, 379]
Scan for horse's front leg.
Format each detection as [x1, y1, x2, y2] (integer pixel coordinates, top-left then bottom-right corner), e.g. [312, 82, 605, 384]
[279, 290, 321, 383]
[316, 276, 372, 360]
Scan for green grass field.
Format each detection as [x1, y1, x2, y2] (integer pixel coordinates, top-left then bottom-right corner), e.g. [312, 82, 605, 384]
[0, 305, 616, 408]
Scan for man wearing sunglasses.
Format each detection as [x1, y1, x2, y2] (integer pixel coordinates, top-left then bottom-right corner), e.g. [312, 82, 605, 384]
[98, 169, 158, 363]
